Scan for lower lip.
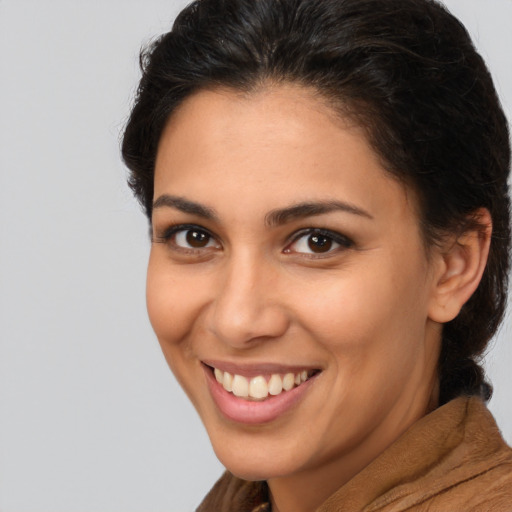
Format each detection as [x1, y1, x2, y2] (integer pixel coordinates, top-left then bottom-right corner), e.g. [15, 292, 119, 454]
[203, 365, 318, 425]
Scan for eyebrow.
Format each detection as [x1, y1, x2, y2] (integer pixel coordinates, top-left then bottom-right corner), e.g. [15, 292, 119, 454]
[152, 194, 372, 225]
[152, 194, 218, 221]
[264, 200, 373, 227]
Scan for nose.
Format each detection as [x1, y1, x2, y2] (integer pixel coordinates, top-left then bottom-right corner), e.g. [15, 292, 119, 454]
[207, 255, 290, 348]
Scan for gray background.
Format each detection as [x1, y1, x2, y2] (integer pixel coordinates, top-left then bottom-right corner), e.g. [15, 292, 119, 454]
[0, 1, 510, 511]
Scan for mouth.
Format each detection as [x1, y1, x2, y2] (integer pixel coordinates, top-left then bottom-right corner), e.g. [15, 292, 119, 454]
[202, 362, 322, 424]
[207, 364, 320, 401]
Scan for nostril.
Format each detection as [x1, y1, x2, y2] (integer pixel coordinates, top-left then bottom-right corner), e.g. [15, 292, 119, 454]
[205, 265, 290, 346]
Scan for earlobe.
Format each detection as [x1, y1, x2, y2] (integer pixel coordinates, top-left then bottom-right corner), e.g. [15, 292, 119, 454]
[428, 208, 492, 324]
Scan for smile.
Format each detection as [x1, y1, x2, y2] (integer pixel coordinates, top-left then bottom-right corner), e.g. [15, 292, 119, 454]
[203, 362, 322, 424]
[212, 367, 318, 400]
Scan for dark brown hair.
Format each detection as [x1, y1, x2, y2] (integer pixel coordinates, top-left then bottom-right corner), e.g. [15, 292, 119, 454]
[122, 0, 511, 404]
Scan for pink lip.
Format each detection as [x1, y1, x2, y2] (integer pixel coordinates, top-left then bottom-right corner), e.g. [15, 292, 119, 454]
[203, 364, 319, 425]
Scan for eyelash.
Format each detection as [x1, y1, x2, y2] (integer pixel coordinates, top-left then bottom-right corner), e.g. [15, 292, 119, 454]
[285, 228, 353, 257]
[152, 224, 354, 257]
[153, 224, 220, 254]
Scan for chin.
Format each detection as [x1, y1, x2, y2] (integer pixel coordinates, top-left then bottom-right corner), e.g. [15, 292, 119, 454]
[210, 434, 306, 481]
[220, 458, 290, 481]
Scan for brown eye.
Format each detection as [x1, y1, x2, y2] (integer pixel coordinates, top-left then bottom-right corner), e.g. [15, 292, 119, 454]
[285, 229, 353, 256]
[186, 229, 211, 248]
[172, 227, 220, 250]
[308, 234, 332, 253]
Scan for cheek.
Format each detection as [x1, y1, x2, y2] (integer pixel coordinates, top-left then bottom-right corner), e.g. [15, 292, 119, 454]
[146, 255, 204, 349]
[294, 255, 430, 363]
[146, 257, 211, 407]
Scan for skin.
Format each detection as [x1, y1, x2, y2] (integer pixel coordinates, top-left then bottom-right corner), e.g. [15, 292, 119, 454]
[147, 84, 490, 512]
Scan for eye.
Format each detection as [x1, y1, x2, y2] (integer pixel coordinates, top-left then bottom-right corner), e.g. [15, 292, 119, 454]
[153, 224, 221, 252]
[285, 229, 352, 256]
[175, 228, 217, 249]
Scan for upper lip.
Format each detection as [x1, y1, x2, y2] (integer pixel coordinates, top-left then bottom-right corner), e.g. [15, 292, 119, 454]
[202, 359, 321, 378]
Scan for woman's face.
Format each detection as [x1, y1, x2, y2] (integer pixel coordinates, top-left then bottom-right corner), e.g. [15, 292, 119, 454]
[148, 85, 443, 483]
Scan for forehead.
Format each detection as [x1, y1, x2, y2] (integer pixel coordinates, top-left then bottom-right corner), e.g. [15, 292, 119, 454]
[153, 84, 417, 226]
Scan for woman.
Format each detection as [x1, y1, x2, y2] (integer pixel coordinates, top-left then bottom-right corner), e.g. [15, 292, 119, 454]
[122, 0, 512, 510]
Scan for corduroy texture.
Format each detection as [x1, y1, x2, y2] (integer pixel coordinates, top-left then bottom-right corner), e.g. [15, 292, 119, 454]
[197, 396, 512, 511]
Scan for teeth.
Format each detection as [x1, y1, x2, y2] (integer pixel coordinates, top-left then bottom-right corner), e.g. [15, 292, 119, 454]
[282, 373, 295, 391]
[213, 368, 315, 399]
[232, 374, 249, 398]
[223, 371, 233, 392]
[249, 376, 268, 399]
[268, 374, 283, 395]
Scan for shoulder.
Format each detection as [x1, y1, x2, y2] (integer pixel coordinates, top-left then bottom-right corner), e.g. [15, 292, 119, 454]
[319, 396, 512, 512]
[374, 396, 512, 511]
[421, 397, 512, 511]
[427, 460, 512, 511]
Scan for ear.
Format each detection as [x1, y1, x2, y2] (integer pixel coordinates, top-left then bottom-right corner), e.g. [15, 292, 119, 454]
[428, 208, 492, 324]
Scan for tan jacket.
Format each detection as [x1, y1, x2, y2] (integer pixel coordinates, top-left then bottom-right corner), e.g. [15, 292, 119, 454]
[197, 396, 512, 511]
